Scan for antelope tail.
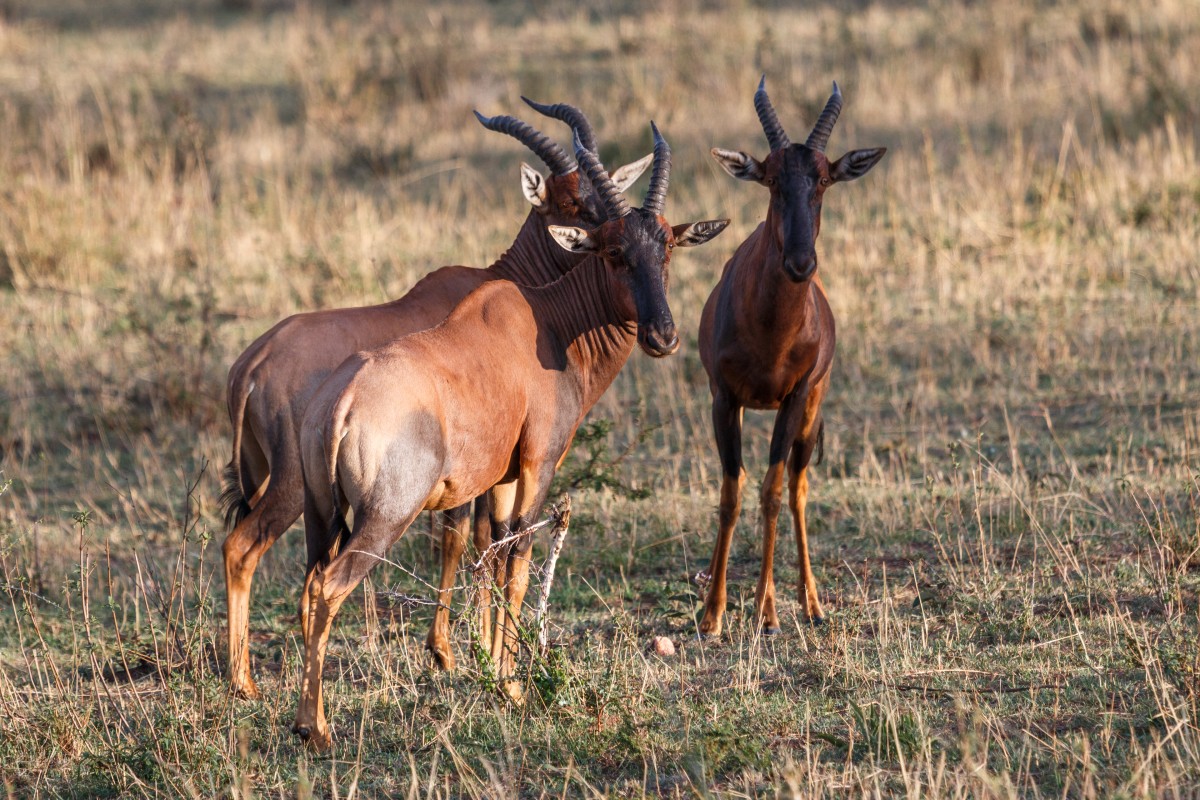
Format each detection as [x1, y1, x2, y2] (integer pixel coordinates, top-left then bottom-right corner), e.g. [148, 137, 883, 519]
[324, 397, 353, 552]
[220, 383, 255, 533]
[815, 419, 825, 466]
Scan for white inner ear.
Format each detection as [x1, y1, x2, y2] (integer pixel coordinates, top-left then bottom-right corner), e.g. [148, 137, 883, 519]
[710, 148, 760, 181]
[610, 153, 654, 193]
[547, 225, 595, 253]
[676, 218, 730, 247]
[675, 224, 703, 246]
[521, 162, 548, 208]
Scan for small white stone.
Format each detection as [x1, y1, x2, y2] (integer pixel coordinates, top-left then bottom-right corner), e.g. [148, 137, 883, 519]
[650, 636, 676, 657]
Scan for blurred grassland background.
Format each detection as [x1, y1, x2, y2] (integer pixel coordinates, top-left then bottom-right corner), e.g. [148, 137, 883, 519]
[1, 0, 1199, 796]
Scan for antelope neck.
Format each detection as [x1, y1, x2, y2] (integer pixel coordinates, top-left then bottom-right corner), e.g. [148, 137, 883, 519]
[524, 257, 637, 404]
[740, 213, 817, 334]
[489, 212, 583, 286]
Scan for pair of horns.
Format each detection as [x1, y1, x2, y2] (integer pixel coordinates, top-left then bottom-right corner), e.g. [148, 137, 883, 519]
[473, 97, 599, 176]
[573, 122, 670, 219]
[477, 97, 672, 218]
[755, 75, 843, 153]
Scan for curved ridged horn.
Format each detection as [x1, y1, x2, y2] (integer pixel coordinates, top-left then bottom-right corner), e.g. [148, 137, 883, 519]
[804, 81, 843, 152]
[521, 96, 598, 155]
[754, 75, 790, 151]
[473, 110, 574, 176]
[642, 121, 671, 216]
[572, 130, 631, 218]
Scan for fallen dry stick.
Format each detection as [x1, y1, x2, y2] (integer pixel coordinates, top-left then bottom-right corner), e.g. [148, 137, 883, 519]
[534, 496, 572, 654]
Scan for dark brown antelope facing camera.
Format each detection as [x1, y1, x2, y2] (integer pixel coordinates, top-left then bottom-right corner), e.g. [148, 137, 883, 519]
[219, 102, 653, 699]
[292, 127, 728, 750]
[697, 78, 885, 636]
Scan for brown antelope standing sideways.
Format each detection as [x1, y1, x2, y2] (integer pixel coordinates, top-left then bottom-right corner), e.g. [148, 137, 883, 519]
[220, 103, 652, 697]
[292, 127, 728, 749]
[697, 78, 885, 636]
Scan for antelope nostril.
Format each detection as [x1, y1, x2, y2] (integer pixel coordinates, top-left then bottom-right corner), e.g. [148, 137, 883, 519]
[784, 255, 817, 281]
[640, 325, 679, 357]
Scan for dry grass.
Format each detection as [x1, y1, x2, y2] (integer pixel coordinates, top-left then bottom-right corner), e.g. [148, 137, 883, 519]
[1, 0, 1199, 796]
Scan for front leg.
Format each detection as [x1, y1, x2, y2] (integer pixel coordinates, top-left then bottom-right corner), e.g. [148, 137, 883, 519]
[755, 461, 786, 633]
[492, 464, 558, 704]
[699, 390, 744, 638]
[425, 502, 471, 670]
[789, 379, 829, 623]
[485, 481, 519, 666]
[756, 384, 811, 634]
[470, 495, 494, 648]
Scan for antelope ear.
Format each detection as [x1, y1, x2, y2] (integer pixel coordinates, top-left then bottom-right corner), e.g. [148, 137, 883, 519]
[520, 162, 548, 208]
[672, 219, 730, 247]
[710, 148, 765, 182]
[548, 225, 599, 253]
[829, 147, 887, 182]
[609, 153, 654, 193]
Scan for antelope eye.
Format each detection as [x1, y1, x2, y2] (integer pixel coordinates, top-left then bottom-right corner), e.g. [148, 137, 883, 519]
[764, 177, 776, 187]
[819, 177, 831, 187]
[604, 246, 623, 259]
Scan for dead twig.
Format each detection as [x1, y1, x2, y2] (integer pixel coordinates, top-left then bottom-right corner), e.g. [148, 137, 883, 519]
[534, 497, 571, 655]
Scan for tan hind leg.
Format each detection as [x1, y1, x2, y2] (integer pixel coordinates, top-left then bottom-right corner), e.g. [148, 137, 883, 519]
[293, 508, 421, 752]
[299, 566, 315, 646]
[293, 564, 347, 752]
[223, 475, 302, 699]
[425, 503, 470, 670]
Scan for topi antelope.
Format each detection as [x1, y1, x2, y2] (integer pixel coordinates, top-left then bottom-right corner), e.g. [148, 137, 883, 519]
[219, 103, 653, 698]
[697, 78, 885, 636]
[292, 126, 728, 749]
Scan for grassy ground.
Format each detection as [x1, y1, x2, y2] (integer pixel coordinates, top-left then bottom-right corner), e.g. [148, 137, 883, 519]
[2, 0, 1199, 796]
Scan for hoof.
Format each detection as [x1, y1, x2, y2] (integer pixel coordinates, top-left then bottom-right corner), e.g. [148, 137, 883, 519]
[427, 643, 456, 672]
[293, 723, 331, 751]
[500, 681, 525, 706]
[696, 630, 720, 642]
[231, 679, 261, 700]
[808, 615, 826, 627]
[761, 626, 783, 636]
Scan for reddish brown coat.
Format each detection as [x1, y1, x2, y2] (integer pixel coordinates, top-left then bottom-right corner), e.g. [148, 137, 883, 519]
[697, 79, 885, 636]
